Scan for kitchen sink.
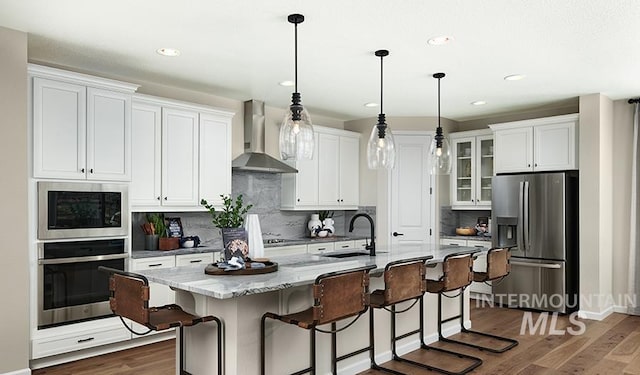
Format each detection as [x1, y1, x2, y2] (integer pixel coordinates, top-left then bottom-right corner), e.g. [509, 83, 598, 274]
[322, 251, 370, 258]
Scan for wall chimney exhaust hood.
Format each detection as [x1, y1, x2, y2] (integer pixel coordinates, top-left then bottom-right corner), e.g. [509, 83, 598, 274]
[232, 100, 298, 173]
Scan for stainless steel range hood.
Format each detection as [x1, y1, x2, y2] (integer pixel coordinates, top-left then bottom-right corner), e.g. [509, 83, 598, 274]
[232, 100, 298, 173]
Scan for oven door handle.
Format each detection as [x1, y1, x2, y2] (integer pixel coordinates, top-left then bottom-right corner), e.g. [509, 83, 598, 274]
[39, 253, 128, 265]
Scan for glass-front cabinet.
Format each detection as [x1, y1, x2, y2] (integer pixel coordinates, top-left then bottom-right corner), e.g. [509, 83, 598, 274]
[450, 129, 493, 209]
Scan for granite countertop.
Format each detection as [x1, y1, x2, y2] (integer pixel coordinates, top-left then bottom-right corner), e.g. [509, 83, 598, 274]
[137, 243, 485, 299]
[441, 235, 492, 242]
[131, 235, 370, 259]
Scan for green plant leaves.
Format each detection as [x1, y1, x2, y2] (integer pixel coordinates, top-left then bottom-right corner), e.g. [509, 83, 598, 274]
[201, 194, 253, 228]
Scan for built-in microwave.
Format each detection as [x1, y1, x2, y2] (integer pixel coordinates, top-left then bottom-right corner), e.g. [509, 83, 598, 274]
[38, 182, 129, 240]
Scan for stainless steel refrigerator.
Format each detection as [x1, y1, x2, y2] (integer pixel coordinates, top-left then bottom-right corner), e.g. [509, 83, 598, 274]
[492, 171, 578, 313]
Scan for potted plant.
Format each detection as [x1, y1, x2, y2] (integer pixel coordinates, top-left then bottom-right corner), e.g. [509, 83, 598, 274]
[201, 194, 253, 260]
[142, 213, 166, 250]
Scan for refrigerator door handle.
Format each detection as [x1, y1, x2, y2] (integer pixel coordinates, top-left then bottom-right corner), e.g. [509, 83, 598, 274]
[517, 181, 525, 252]
[523, 180, 530, 252]
[510, 261, 562, 269]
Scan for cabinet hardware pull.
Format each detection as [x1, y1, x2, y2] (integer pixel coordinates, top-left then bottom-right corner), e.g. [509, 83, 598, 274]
[81, 168, 85, 173]
[164, 197, 168, 200]
[528, 164, 531, 167]
[148, 263, 162, 267]
[318, 247, 326, 251]
[77, 337, 95, 343]
[190, 260, 202, 263]
[90, 168, 94, 173]
[448, 243, 459, 246]
[297, 198, 300, 202]
[474, 245, 485, 248]
[157, 196, 161, 200]
[341, 245, 349, 248]
[392, 232, 404, 237]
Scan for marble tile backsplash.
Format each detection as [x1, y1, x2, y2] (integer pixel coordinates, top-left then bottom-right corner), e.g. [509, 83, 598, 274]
[131, 171, 375, 250]
[440, 206, 491, 236]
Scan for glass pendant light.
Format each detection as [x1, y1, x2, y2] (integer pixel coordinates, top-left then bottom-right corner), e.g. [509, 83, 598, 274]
[367, 49, 396, 169]
[279, 14, 314, 160]
[429, 72, 452, 175]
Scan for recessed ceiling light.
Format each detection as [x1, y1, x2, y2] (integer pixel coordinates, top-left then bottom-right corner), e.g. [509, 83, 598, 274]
[504, 74, 525, 81]
[156, 48, 180, 57]
[278, 80, 295, 87]
[427, 36, 454, 46]
[364, 102, 379, 108]
[471, 100, 487, 106]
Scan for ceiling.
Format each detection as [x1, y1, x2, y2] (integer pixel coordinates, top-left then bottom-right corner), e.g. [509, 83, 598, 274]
[1, 0, 638, 121]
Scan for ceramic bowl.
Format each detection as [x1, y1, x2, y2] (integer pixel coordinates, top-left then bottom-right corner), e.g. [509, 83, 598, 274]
[182, 240, 195, 248]
[317, 230, 329, 238]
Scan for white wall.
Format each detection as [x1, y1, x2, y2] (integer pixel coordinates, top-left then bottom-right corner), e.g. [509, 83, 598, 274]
[0, 26, 30, 374]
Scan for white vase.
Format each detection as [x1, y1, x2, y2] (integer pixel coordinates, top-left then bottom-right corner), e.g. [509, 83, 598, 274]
[308, 214, 322, 237]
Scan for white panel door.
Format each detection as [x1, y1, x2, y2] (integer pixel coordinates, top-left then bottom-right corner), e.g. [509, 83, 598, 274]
[494, 127, 533, 173]
[199, 112, 232, 207]
[534, 122, 575, 171]
[317, 133, 341, 206]
[391, 134, 433, 245]
[33, 77, 86, 179]
[130, 102, 162, 206]
[86, 88, 131, 181]
[339, 135, 360, 206]
[161, 107, 199, 206]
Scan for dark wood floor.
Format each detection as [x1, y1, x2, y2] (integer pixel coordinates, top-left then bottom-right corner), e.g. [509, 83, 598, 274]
[32, 305, 640, 375]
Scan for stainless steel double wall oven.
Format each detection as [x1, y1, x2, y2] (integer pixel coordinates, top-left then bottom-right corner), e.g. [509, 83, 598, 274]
[37, 182, 129, 328]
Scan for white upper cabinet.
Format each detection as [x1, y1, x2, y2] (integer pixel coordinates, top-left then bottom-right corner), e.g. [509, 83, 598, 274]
[30, 65, 138, 181]
[130, 95, 233, 211]
[490, 114, 579, 174]
[450, 129, 493, 210]
[199, 112, 232, 207]
[162, 107, 199, 206]
[281, 126, 360, 210]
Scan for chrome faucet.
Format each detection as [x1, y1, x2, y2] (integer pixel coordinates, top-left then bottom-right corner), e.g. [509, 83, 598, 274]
[348, 213, 376, 256]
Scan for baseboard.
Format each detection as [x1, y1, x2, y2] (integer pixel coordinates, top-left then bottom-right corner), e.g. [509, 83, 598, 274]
[578, 306, 614, 321]
[337, 319, 471, 375]
[613, 305, 632, 314]
[1, 368, 31, 375]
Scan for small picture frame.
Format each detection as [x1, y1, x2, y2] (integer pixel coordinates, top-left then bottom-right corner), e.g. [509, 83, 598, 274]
[166, 217, 184, 238]
[222, 228, 249, 261]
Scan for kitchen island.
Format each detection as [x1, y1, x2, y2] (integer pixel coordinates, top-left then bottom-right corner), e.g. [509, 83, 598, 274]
[139, 243, 485, 374]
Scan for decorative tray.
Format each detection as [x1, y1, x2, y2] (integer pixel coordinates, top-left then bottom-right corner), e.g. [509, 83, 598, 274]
[204, 261, 278, 276]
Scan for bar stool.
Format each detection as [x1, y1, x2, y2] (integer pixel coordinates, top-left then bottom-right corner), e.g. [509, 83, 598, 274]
[367, 256, 432, 374]
[390, 252, 483, 375]
[260, 264, 376, 375]
[99, 266, 223, 375]
[441, 247, 518, 353]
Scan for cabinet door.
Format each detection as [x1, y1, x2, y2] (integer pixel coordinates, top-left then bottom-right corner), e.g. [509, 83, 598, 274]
[534, 122, 576, 171]
[494, 127, 534, 173]
[86, 88, 131, 181]
[176, 252, 214, 266]
[475, 135, 493, 207]
[451, 137, 476, 208]
[307, 242, 335, 254]
[318, 133, 340, 206]
[131, 102, 162, 207]
[161, 107, 199, 206]
[33, 77, 86, 179]
[293, 136, 320, 207]
[199, 112, 231, 207]
[339, 135, 360, 206]
[130, 257, 176, 307]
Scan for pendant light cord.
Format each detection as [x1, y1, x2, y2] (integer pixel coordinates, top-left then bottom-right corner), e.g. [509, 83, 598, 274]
[437, 75, 440, 128]
[294, 21, 298, 94]
[379, 53, 384, 114]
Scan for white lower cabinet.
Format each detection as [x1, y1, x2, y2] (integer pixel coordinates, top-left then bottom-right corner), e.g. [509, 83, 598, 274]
[307, 242, 335, 254]
[265, 244, 308, 257]
[130, 256, 176, 310]
[333, 240, 355, 251]
[32, 317, 131, 359]
[440, 238, 492, 295]
[176, 252, 214, 266]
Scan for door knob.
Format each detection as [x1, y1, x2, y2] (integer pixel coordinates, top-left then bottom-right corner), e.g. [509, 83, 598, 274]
[392, 232, 404, 237]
